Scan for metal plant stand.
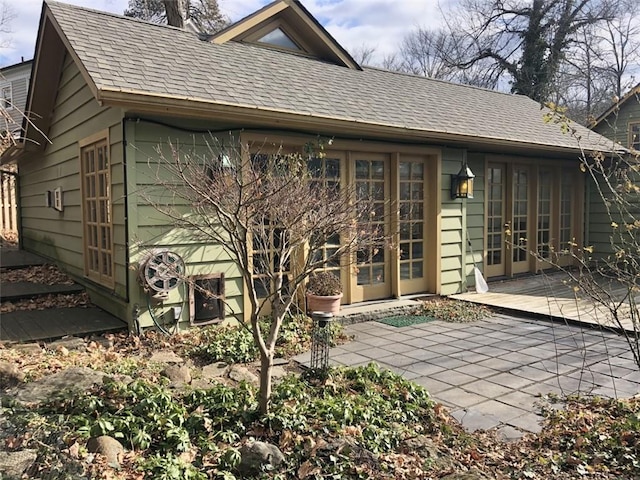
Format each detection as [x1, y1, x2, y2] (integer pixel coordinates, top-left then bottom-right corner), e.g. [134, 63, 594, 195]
[310, 311, 334, 373]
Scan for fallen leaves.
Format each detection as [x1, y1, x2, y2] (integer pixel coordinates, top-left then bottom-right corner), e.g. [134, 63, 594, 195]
[1, 293, 92, 313]
[1, 265, 75, 285]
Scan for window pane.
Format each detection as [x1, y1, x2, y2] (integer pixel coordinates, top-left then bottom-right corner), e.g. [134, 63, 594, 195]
[400, 263, 410, 280]
[400, 224, 410, 241]
[308, 157, 322, 177]
[258, 27, 301, 50]
[412, 261, 423, 278]
[355, 160, 369, 179]
[371, 161, 384, 179]
[399, 162, 411, 180]
[412, 223, 423, 240]
[412, 242, 423, 259]
[357, 268, 370, 285]
[326, 159, 340, 178]
[411, 162, 424, 180]
[400, 183, 410, 200]
[400, 242, 410, 260]
[372, 265, 385, 283]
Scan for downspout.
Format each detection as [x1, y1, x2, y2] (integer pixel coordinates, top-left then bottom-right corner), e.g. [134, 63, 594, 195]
[122, 118, 130, 304]
[584, 174, 591, 247]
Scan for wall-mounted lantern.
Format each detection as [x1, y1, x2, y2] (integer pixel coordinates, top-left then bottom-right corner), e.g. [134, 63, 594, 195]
[451, 163, 475, 199]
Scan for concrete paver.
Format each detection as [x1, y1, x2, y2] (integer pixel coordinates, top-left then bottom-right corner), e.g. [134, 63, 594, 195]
[294, 313, 640, 438]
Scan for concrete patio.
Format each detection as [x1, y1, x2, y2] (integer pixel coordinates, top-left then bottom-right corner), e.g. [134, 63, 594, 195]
[294, 313, 640, 439]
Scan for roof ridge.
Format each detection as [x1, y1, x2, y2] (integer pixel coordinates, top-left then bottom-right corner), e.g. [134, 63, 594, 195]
[363, 64, 529, 100]
[46, 0, 189, 33]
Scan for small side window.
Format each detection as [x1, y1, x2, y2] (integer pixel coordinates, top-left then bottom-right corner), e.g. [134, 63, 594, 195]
[1, 85, 12, 109]
[630, 122, 640, 150]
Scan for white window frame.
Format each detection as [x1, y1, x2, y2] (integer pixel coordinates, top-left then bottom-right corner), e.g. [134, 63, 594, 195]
[1, 85, 12, 110]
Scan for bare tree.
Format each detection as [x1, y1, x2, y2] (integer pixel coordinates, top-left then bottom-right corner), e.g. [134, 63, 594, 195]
[124, 0, 228, 32]
[0, 0, 15, 49]
[597, 0, 640, 100]
[398, 28, 455, 79]
[145, 138, 386, 413]
[550, 22, 612, 124]
[549, 0, 640, 123]
[447, 0, 613, 102]
[350, 43, 377, 66]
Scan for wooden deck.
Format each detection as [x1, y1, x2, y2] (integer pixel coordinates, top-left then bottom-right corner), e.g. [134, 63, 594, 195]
[452, 271, 638, 333]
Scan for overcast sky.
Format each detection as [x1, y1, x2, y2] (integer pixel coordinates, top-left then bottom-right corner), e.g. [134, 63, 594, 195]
[0, 0, 447, 68]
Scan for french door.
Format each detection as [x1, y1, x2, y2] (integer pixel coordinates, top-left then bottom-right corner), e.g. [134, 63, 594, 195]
[398, 157, 426, 294]
[486, 163, 531, 277]
[351, 154, 391, 302]
[485, 161, 579, 278]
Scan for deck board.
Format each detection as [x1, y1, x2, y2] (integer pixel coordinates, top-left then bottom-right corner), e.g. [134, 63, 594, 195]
[452, 272, 637, 333]
[0, 307, 127, 342]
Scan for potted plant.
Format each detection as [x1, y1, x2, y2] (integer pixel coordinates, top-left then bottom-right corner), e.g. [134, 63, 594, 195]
[306, 271, 343, 314]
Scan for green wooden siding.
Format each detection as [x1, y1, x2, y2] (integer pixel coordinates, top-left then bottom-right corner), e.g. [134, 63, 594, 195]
[440, 148, 467, 295]
[19, 54, 127, 320]
[594, 92, 640, 148]
[590, 93, 640, 257]
[127, 121, 244, 329]
[585, 166, 640, 260]
[465, 153, 485, 289]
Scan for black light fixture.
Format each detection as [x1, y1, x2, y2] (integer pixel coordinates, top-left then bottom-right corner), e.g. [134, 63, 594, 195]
[451, 163, 475, 199]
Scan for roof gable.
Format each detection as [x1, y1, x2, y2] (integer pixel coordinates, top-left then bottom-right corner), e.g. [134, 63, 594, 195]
[593, 83, 640, 127]
[210, 0, 361, 70]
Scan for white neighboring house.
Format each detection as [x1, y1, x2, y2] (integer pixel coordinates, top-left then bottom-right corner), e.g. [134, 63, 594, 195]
[1, 59, 32, 138]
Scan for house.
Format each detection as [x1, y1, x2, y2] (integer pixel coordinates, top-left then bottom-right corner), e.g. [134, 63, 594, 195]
[1, 59, 32, 138]
[592, 83, 640, 150]
[0, 59, 31, 238]
[589, 83, 640, 257]
[6, 0, 615, 332]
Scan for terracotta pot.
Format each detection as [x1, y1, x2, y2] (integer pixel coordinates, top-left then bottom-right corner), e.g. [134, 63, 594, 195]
[306, 292, 343, 314]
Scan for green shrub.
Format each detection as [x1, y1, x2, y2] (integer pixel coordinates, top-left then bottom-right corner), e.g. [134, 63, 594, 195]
[139, 453, 207, 480]
[190, 314, 327, 364]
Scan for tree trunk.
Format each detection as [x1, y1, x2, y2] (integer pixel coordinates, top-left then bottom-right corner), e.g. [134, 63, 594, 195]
[259, 348, 273, 414]
[163, 0, 184, 28]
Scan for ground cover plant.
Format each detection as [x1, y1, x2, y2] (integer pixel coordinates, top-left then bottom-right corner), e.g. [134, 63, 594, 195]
[190, 315, 346, 365]
[419, 297, 490, 323]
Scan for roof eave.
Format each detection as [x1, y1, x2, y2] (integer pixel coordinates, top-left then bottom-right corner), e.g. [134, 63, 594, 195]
[593, 83, 640, 127]
[99, 88, 599, 155]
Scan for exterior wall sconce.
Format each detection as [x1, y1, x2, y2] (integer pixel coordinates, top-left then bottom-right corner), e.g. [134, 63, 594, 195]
[451, 163, 475, 199]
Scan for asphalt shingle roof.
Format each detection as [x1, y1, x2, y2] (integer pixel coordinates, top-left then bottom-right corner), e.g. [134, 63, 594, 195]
[47, 1, 612, 152]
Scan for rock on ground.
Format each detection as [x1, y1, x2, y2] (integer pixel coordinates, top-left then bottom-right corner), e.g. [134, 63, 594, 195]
[87, 436, 125, 467]
[229, 365, 259, 386]
[14, 367, 104, 405]
[201, 362, 229, 380]
[161, 364, 192, 386]
[0, 361, 24, 388]
[0, 449, 37, 478]
[48, 336, 86, 352]
[149, 350, 184, 364]
[238, 441, 285, 475]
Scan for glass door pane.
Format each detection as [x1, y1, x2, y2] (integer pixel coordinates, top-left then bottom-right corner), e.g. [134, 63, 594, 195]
[486, 164, 505, 277]
[538, 169, 552, 261]
[557, 168, 574, 266]
[399, 159, 425, 294]
[512, 166, 530, 274]
[353, 155, 390, 301]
